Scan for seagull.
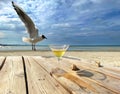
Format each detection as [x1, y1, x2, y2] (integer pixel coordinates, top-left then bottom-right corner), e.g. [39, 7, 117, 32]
[12, 1, 47, 51]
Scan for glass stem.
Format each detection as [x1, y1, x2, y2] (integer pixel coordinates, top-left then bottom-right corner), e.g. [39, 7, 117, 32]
[57, 57, 62, 69]
[58, 57, 61, 61]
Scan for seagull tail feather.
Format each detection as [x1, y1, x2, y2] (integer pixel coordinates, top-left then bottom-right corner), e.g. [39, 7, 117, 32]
[22, 37, 32, 43]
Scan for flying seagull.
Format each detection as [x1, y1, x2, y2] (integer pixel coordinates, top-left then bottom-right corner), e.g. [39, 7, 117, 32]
[12, 1, 47, 51]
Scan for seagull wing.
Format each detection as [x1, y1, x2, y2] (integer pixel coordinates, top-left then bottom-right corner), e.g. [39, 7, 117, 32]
[12, 1, 38, 38]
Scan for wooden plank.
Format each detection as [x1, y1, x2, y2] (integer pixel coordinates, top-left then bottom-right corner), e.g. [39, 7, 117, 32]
[23, 56, 70, 94]
[32, 56, 107, 94]
[62, 57, 120, 94]
[65, 56, 120, 79]
[0, 56, 26, 94]
[53, 76, 87, 94]
[51, 68, 95, 94]
[33, 56, 119, 94]
[63, 56, 120, 78]
[64, 56, 120, 79]
[31, 56, 94, 94]
[105, 67, 120, 73]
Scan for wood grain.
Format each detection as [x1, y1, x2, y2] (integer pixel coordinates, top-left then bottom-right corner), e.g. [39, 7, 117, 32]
[0, 56, 120, 94]
[0, 56, 26, 94]
[33, 56, 120, 94]
[23, 56, 70, 94]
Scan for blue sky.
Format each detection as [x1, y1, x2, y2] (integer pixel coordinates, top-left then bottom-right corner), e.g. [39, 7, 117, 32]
[0, 0, 120, 45]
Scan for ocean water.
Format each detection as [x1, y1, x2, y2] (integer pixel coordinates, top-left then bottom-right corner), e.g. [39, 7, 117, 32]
[0, 45, 120, 51]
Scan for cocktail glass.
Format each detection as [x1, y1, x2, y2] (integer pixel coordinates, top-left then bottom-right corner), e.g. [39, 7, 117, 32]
[49, 44, 69, 61]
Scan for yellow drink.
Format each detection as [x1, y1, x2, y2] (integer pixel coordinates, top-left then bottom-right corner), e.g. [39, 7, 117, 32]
[50, 45, 69, 61]
[52, 50, 66, 57]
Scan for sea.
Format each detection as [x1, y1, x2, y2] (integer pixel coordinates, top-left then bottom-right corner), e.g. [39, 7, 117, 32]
[0, 45, 120, 51]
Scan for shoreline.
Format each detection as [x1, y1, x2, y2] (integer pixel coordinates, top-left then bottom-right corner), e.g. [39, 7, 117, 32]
[1, 45, 120, 52]
[1, 49, 120, 52]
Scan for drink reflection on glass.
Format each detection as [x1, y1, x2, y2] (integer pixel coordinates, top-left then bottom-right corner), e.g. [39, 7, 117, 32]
[49, 44, 69, 61]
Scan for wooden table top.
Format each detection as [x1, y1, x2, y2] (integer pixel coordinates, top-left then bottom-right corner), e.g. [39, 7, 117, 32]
[0, 56, 120, 94]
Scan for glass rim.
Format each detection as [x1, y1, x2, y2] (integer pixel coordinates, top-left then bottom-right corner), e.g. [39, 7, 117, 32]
[49, 44, 69, 50]
[49, 44, 69, 46]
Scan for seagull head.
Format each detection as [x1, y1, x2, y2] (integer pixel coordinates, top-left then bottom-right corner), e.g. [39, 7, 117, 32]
[42, 35, 47, 39]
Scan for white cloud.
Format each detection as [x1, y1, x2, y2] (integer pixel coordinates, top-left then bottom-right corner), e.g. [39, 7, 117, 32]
[0, 32, 5, 38]
[47, 32, 54, 36]
[0, 0, 120, 45]
[72, 0, 87, 7]
[51, 23, 71, 28]
[90, 0, 103, 3]
[74, 31, 104, 36]
[0, 6, 13, 14]
[0, 15, 20, 23]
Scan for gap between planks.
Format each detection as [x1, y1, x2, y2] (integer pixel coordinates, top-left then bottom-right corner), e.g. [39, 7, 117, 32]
[22, 56, 29, 94]
[0, 57, 6, 71]
[23, 56, 70, 94]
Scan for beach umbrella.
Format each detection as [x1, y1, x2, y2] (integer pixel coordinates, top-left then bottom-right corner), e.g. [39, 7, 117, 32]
[12, 1, 47, 51]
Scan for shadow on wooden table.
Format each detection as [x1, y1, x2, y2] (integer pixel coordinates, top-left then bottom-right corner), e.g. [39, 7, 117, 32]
[76, 70, 94, 77]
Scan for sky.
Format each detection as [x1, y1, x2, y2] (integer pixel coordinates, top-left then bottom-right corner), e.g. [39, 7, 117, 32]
[0, 0, 120, 45]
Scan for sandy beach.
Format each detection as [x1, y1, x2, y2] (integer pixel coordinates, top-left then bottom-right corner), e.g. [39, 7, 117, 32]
[0, 50, 120, 68]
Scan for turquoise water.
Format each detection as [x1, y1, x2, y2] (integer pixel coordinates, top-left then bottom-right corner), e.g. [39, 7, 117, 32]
[0, 45, 120, 51]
